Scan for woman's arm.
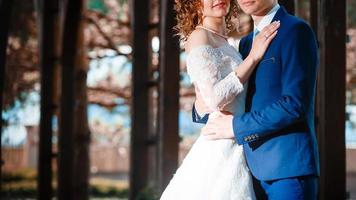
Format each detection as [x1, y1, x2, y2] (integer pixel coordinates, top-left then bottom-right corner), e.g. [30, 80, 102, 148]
[234, 21, 280, 83]
[192, 21, 281, 114]
[190, 21, 280, 122]
[187, 46, 245, 111]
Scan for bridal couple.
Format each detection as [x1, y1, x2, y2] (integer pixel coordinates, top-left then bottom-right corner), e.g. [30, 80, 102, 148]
[161, 0, 320, 199]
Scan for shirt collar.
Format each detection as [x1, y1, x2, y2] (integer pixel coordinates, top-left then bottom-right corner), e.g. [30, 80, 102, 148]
[254, 3, 280, 33]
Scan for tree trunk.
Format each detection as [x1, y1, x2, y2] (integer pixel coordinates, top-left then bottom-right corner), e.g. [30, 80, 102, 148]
[316, 0, 346, 199]
[0, 0, 13, 193]
[158, 0, 180, 193]
[72, 5, 90, 199]
[129, 0, 151, 199]
[36, 0, 60, 198]
[58, 0, 85, 199]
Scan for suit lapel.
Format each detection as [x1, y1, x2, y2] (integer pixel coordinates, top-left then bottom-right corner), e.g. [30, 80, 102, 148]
[243, 35, 253, 59]
[271, 6, 288, 22]
[244, 6, 288, 112]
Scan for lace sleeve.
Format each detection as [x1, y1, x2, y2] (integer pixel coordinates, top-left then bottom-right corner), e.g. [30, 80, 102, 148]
[186, 45, 244, 111]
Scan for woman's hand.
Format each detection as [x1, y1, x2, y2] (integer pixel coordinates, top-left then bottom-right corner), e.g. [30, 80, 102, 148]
[234, 21, 280, 83]
[248, 21, 280, 63]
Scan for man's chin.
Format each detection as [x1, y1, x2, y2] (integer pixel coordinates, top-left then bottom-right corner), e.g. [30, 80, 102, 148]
[240, 8, 257, 15]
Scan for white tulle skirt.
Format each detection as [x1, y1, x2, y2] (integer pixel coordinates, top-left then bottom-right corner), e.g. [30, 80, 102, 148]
[160, 134, 256, 200]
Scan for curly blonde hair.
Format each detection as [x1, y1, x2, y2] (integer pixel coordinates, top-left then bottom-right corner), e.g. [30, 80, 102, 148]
[174, 0, 240, 41]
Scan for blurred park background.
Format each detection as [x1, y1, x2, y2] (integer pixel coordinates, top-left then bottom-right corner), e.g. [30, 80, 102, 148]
[0, 0, 356, 199]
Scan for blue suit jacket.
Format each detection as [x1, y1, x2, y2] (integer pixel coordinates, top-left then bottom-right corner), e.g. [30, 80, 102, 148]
[192, 7, 320, 181]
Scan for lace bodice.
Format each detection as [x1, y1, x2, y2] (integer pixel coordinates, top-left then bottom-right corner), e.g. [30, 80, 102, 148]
[186, 44, 247, 115]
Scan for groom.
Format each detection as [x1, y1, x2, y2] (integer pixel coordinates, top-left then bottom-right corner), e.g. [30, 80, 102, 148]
[193, 0, 320, 199]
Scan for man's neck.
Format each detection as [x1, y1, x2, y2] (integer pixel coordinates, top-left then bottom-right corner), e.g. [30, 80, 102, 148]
[251, 2, 277, 25]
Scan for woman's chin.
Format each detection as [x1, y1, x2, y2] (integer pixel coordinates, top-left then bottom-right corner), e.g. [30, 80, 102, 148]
[212, 11, 229, 18]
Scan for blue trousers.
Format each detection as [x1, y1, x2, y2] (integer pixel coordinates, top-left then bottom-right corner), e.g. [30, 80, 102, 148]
[254, 175, 318, 200]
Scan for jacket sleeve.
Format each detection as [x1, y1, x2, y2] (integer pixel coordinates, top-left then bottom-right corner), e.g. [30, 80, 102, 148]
[233, 22, 319, 145]
[192, 103, 210, 124]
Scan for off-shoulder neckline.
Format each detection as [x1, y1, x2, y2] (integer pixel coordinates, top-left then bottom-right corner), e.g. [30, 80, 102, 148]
[186, 43, 232, 56]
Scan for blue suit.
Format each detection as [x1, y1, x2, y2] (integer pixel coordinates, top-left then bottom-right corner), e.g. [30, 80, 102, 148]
[192, 7, 320, 198]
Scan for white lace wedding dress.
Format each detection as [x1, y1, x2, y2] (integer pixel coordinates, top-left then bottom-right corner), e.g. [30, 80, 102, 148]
[160, 44, 256, 200]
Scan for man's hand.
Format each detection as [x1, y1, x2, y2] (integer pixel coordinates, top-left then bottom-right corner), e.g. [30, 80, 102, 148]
[201, 111, 235, 140]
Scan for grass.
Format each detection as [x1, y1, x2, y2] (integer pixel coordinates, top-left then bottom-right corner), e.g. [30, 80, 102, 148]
[1, 168, 132, 198]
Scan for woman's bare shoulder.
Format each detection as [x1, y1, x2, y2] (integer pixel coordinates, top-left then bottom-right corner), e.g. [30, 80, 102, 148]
[185, 29, 211, 53]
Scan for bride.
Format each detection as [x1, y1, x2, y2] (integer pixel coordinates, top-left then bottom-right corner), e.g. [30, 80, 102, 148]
[160, 0, 280, 199]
